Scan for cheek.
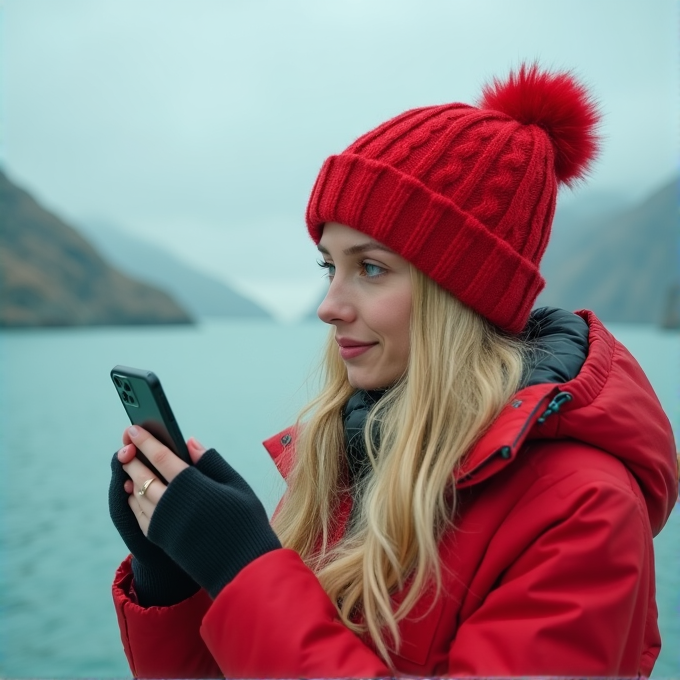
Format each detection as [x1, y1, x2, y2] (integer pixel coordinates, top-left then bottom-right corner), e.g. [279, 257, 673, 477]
[398, 298, 412, 361]
[383, 294, 411, 360]
[395, 317, 411, 362]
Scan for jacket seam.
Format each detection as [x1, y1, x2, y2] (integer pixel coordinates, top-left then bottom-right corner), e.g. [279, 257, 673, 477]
[583, 323, 615, 408]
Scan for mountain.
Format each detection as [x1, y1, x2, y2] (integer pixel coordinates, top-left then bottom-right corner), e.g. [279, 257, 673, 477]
[0, 169, 192, 327]
[75, 221, 270, 319]
[537, 177, 679, 328]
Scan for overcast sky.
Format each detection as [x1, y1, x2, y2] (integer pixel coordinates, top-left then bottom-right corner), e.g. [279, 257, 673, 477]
[2, 0, 678, 320]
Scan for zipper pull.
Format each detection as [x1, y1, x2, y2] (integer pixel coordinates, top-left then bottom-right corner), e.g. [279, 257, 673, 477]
[537, 392, 573, 424]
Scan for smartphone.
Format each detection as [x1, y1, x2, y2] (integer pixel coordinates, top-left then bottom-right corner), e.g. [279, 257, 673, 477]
[111, 365, 191, 482]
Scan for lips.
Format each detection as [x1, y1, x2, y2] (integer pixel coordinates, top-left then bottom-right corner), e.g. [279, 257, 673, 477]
[336, 338, 378, 360]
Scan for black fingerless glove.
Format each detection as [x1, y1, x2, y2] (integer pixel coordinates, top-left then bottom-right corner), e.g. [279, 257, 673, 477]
[108, 452, 200, 607]
[147, 449, 282, 599]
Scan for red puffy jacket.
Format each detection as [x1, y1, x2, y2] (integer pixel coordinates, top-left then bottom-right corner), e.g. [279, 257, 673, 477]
[112, 310, 678, 677]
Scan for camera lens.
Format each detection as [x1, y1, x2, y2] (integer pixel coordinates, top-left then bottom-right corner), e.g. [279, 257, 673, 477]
[128, 395, 135, 405]
[123, 382, 131, 392]
[122, 392, 129, 402]
[114, 376, 122, 388]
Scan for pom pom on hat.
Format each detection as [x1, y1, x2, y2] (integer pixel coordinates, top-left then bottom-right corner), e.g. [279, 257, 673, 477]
[479, 62, 601, 186]
[306, 62, 602, 333]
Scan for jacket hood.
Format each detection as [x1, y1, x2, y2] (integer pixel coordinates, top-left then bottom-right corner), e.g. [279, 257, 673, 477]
[458, 308, 677, 535]
[263, 309, 678, 536]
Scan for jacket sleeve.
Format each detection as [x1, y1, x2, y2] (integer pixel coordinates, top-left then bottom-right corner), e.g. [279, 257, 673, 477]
[200, 549, 392, 678]
[112, 555, 222, 679]
[202, 471, 655, 678]
[446, 469, 656, 676]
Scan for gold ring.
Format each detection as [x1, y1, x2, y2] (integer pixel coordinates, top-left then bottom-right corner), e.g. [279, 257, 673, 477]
[138, 478, 156, 497]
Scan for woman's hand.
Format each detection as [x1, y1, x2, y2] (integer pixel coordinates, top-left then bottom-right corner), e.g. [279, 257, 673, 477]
[117, 425, 282, 599]
[118, 425, 206, 535]
[108, 428, 202, 607]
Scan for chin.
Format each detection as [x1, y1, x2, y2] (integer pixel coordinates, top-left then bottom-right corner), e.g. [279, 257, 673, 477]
[347, 371, 391, 391]
[347, 373, 373, 390]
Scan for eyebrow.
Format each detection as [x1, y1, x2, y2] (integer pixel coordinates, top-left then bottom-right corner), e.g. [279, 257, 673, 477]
[317, 241, 394, 256]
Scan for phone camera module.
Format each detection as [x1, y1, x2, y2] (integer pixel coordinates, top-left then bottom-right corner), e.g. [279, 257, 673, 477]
[114, 373, 139, 408]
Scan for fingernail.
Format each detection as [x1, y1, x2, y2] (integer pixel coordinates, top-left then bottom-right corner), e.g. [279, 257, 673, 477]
[128, 426, 139, 438]
[191, 437, 207, 453]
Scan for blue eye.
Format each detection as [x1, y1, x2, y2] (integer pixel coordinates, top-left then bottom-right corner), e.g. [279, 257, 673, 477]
[317, 259, 385, 280]
[363, 262, 386, 278]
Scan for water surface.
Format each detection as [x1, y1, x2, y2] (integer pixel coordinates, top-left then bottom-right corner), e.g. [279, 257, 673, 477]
[0, 320, 677, 677]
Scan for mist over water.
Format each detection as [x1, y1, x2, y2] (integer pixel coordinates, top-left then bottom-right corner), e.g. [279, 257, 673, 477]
[0, 320, 677, 677]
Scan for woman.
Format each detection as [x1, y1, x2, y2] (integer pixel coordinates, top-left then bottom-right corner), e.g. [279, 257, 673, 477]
[109, 64, 678, 677]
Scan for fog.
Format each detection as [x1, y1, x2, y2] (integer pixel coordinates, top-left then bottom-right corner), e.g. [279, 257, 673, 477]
[3, 0, 677, 318]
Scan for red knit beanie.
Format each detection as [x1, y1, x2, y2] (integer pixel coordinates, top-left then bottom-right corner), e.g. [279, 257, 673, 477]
[306, 63, 601, 334]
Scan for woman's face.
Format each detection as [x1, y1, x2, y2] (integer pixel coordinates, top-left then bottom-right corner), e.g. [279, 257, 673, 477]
[317, 222, 412, 390]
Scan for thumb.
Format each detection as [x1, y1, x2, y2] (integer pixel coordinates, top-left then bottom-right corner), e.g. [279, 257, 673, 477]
[187, 437, 207, 464]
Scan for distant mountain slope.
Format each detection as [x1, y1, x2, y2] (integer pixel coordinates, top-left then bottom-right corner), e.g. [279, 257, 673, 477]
[77, 221, 271, 319]
[0, 170, 192, 327]
[537, 177, 679, 327]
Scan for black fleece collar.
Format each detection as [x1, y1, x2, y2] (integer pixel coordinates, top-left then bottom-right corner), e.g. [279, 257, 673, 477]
[343, 389, 385, 482]
[521, 307, 589, 387]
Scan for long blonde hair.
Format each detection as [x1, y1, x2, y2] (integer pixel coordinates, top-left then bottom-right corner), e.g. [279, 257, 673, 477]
[272, 266, 529, 663]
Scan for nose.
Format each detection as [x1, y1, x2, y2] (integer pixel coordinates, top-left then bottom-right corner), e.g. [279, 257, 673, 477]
[317, 278, 356, 325]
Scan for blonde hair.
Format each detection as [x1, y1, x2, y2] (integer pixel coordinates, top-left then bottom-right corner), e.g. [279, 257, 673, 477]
[272, 267, 528, 664]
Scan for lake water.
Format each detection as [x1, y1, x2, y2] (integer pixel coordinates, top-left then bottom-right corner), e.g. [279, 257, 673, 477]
[0, 319, 678, 678]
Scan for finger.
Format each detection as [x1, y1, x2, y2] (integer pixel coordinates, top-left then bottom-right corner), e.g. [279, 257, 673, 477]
[122, 451, 155, 482]
[130, 481, 159, 522]
[187, 437, 207, 464]
[127, 425, 187, 483]
[117, 443, 137, 465]
[124, 479, 133, 494]
[128, 494, 150, 536]
[123, 456, 167, 506]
